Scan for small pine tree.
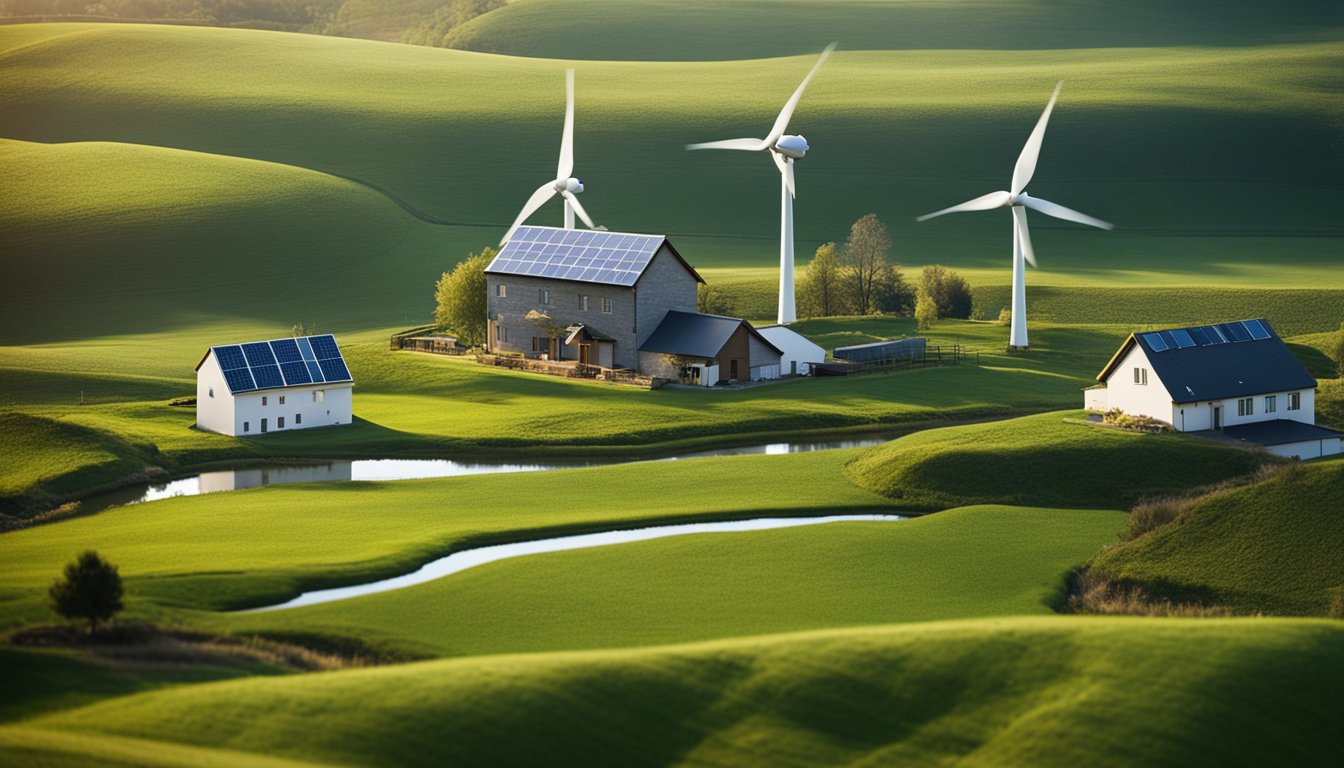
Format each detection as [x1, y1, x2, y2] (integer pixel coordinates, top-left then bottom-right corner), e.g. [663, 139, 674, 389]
[49, 550, 123, 635]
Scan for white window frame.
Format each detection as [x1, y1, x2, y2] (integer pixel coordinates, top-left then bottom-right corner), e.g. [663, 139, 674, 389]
[496, 283, 507, 298]
[279, 395, 286, 405]
[601, 297, 613, 314]
[580, 295, 589, 311]
[1264, 395, 1277, 413]
[1288, 392, 1301, 411]
[1238, 397, 1253, 417]
[1133, 367, 1147, 385]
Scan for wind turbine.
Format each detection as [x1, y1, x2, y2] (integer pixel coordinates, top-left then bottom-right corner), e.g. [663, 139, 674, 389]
[917, 81, 1112, 349]
[500, 69, 602, 246]
[687, 43, 836, 325]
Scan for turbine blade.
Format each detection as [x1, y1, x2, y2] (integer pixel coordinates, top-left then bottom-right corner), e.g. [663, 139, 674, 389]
[1011, 81, 1062, 196]
[763, 42, 837, 148]
[916, 191, 1011, 222]
[772, 152, 796, 198]
[500, 182, 557, 246]
[686, 137, 768, 151]
[557, 69, 575, 180]
[560, 189, 598, 230]
[1022, 196, 1113, 230]
[1013, 205, 1037, 268]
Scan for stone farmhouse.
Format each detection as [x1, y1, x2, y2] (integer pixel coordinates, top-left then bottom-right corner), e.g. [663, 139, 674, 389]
[1086, 319, 1341, 459]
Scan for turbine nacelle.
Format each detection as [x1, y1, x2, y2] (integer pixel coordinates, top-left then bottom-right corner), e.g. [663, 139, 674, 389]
[556, 177, 584, 194]
[773, 135, 809, 160]
[1009, 192, 1029, 206]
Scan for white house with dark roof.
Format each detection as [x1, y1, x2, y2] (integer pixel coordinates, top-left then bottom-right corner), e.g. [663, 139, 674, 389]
[196, 335, 353, 437]
[638, 310, 783, 385]
[1087, 319, 1340, 459]
[485, 226, 703, 370]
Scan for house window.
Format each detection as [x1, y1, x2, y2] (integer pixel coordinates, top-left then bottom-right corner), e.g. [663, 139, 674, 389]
[580, 295, 589, 311]
[601, 297, 613, 314]
[279, 395, 286, 405]
[1238, 397, 1253, 417]
[1264, 395, 1277, 413]
[495, 324, 508, 343]
[243, 421, 250, 433]
[278, 416, 285, 429]
[295, 413, 302, 425]
[313, 390, 325, 403]
[262, 395, 268, 406]
[1289, 392, 1301, 411]
[532, 337, 550, 353]
[496, 283, 507, 298]
[540, 288, 550, 305]
[1133, 367, 1147, 385]
[208, 387, 214, 398]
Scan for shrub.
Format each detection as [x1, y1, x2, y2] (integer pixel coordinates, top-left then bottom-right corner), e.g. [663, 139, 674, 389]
[49, 550, 124, 635]
[997, 307, 1011, 326]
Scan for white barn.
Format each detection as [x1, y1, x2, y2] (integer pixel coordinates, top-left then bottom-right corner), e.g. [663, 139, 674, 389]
[196, 334, 353, 437]
[757, 325, 826, 376]
[1086, 319, 1341, 459]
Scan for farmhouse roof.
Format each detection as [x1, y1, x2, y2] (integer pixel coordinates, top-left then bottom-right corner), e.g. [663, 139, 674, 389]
[486, 225, 704, 287]
[1097, 319, 1315, 403]
[1221, 420, 1342, 447]
[639, 311, 782, 359]
[196, 334, 352, 395]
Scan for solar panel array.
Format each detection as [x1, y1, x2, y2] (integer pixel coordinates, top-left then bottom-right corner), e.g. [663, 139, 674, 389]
[488, 226, 665, 286]
[212, 334, 352, 394]
[1141, 320, 1272, 354]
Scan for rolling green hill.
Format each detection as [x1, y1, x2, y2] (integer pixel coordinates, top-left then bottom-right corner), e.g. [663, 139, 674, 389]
[2, 23, 1341, 344]
[448, 0, 1344, 60]
[1085, 459, 1344, 616]
[844, 410, 1266, 510]
[5, 617, 1342, 767]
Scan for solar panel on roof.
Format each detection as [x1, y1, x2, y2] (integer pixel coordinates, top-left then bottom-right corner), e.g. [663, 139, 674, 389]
[242, 342, 276, 368]
[279, 361, 313, 386]
[250, 364, 285, 389]
[212, 334, 349, 394]
[269, 338, 302, 363]
[490, 227, 665, 286]
[1203, 325, 1228, 344]
[1223, 322, 1252, 342]
[304, 360, 325, 381]
[316, 356, 351, 382]
[1244, 320, 1272, 340]
[1189, 327, 1211, 346]
[297, 337, 317, 361]
[1143, 333, 1168, 352]
[215, 345, 248, 371]
[309, 335, 341, 359]
[223, 367, 256, 393]
[1169, 328, 1196, 348]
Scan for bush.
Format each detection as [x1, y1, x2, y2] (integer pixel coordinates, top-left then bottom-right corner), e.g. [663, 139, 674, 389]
[49, 550, 124, 635]
[917, 265, 973, 319]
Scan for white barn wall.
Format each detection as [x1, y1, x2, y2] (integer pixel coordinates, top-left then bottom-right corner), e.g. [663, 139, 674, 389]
[757, 326, 825, 376]
[232, 384, 352, 436]
[195, 354, 235, 435]
[1216, 388, 1315, 430]
[1101, 345, 1176, 425]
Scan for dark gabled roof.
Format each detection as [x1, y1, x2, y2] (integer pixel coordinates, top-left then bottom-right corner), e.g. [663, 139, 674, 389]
[639, 311, 782, 359]
[486, 225, 704, 287]
[1097, 319, 1316, 403]
[196, 335, 352, 395]
[1222, 420, 1342, 447]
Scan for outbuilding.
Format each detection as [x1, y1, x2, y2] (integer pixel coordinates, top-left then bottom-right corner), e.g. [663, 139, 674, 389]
[638, 311, 783, 386]
[756, 325, 826, 376]
[196, 334, 353, 437]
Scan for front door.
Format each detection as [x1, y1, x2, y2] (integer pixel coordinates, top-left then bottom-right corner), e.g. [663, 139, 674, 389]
[261, 417, 269, 433]
[729, 359, 739, 381]
[579, 344, 591, 365]
[1212, 406, 1222, 431]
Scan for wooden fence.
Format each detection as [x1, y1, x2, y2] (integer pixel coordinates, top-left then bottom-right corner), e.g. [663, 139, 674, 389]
[829, 343, 979, 375]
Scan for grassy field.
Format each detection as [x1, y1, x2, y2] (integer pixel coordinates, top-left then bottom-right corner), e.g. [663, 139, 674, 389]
[448, 0, 1344, 59]
[844, 410, 1267, 510]
[3, 617, 1341, 767]
[1085, 459, 1344, 616]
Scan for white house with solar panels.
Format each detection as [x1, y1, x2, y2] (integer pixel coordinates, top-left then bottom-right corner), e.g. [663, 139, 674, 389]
[1087, 319, 1341, 459]
[195, 335, 353, 437]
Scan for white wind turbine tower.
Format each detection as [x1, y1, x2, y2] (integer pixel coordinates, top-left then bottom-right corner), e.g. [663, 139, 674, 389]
[500, 69, 603, 246]
[917, 82, 1112, 349]
[687, 43, 836, 325]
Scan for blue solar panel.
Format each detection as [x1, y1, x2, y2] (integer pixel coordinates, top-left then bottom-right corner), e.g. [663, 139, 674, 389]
[1203, 325, 1228, 344]
[309, 334, 341, 360]
[304, 360, 325, 381]
[1168, 328, 1196, 348]
[316, 356, 351, 382]
[250, 364, 285, 389]
[297, 337, 317, 361]
[269, 338, 303, 363]
[1188, 327, 1211, 346]
[1244, 319, 1272, 340]
[215, 345, 248, 371]
[222, 367, 256, 393]
[490, 226, 666, 286]
[242, 342, 276, 367]
[1223, 322, 1252, 342]
[279, 361, 313, 386]
[1143, 332, 1168, 352]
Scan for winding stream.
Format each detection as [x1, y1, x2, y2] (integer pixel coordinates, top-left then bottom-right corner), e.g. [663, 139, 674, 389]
[243, 514, 907, 613]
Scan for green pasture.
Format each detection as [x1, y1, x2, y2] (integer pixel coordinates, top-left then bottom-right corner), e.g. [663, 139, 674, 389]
[449, 0, 1344, 59]
[1, 25, 1342, 341]
[4, 617, 1341, 767]
[845, 410, 1267, 509]
[227, 504, 1125, 658]
[1087, 459, 1344, 616]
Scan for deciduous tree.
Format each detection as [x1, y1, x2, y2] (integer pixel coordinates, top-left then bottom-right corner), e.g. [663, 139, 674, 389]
[918, 265, 974, 320]
[798, 242, 848, 317]
[434, 248, 493, 346]
[49, 550, 123, 635]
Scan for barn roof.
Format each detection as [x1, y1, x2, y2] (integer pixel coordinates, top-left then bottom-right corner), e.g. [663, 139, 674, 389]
[486, 226, 703, 287]
[197, 334, 353, 395]
[1097, 319, 1315, 403]
[639, 311, 781, 359]
[1222, 420, 1342, 447]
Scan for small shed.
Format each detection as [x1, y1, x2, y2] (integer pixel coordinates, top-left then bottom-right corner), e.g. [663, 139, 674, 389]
[757, 325, 826, 376]
[638, 311, 782, 385]
[196, 334, 353, 437]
